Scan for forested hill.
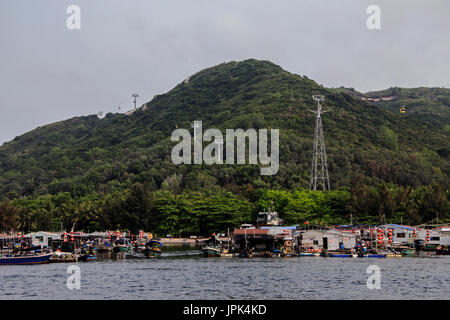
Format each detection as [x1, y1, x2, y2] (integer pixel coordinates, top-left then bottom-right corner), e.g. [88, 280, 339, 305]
[333, 86, 450, 129]
[0, 59, 449, 233]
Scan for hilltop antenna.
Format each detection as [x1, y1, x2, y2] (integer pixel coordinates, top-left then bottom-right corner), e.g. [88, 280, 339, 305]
[132, 93, 139, 110]
[309, 95, 331, 191]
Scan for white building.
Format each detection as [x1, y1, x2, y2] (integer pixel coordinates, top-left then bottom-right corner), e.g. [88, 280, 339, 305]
[297, 229, 356, 251]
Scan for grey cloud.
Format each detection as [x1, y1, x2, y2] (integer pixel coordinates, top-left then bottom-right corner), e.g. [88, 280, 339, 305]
[0, 0, 449, 145]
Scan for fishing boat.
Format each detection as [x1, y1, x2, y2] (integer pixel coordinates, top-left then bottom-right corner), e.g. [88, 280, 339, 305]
[219, 252, 234, 257]
[0, 253, 53, 265]
[401, 248, 415, 257]
[50, 251, 78, 263]
[298, 252, 320, 257]
[358, 254, 386, 258]
[78, 254, 97, 262]
[125, 252, 146, 259]
[113, 238, 132, 252]
[200, 233, 231, 257]
[256, 205, 283, 227]
[202, 246, 221, 257]
[390, 245, 415, 257]
[436, 246, 450, 255]
[328, 252, 357, 258]
[143, 239, 163, 257]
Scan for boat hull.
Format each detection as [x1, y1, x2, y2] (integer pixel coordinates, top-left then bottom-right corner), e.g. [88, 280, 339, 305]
[0, 253, 53, 265]
[329, 254, 357, 258]
[143, 248, 162, 258]
[50, 253, 78, 263]
[401, 249, 415, 257]
[202, 247, 221, 257]
[78, 254, 97, 262]
[299, 252, 320, 257]
[359, 254, 386, 258]
[220, 253, 233, 257]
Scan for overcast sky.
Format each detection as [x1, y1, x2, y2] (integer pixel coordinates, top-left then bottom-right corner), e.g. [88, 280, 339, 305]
[1, 0, 449, 145]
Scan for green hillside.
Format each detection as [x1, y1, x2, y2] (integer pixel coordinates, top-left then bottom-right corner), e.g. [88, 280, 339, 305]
[365, 87, 450, 129]
[0, 59, 449, 234]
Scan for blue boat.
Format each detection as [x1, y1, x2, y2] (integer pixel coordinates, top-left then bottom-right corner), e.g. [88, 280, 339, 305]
[359, 254, 386, 258]
[144, 239, 163, 257]
[0, 253, 53, 265]
[78, 254, 97, 262]
[329, 254, 357, 258]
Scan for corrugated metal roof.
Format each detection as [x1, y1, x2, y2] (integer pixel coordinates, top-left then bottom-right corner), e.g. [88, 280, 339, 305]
[260, 226, 297, 230]
[233, 229, 269, 235]
[384, 224, 415, 231]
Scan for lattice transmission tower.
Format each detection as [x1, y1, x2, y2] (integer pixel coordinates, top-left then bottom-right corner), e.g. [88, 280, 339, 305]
[309, 95, 330, 191]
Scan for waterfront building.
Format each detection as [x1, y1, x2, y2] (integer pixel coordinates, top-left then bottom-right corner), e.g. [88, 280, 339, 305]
[297, 228, 356, 251]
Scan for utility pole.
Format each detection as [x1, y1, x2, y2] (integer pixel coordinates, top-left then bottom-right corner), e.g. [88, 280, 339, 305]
[132, 93, 139, 110]
[309, 95, 331, 191]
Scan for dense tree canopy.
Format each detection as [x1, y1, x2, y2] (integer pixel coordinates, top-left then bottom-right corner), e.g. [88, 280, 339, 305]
[0, 60, 448, 234]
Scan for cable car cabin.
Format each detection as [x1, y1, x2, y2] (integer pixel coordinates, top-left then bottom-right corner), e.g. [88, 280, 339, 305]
[400, 106, 406, 114]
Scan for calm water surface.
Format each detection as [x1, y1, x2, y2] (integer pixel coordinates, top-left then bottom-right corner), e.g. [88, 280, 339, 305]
[1, 248, 449, 300]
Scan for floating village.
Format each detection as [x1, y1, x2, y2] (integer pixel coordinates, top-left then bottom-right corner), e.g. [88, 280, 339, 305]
[0, 96, 448, 265]
[1, 208, 449, 265]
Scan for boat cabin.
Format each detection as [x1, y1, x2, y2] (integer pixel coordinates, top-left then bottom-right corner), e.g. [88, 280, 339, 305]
[256, 210, 283, 227]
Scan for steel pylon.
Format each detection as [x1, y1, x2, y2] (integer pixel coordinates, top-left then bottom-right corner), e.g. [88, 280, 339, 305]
[309, 95, 330, 191]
